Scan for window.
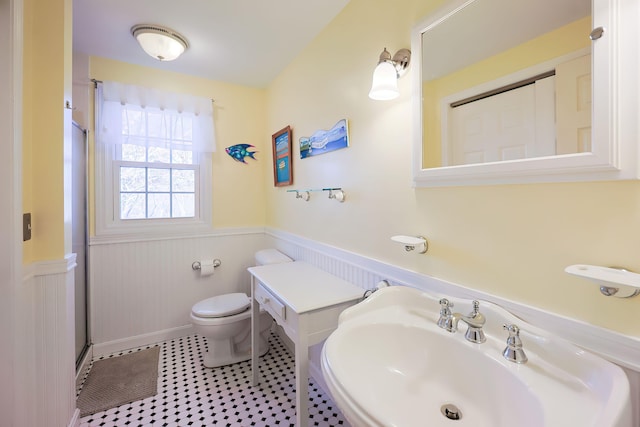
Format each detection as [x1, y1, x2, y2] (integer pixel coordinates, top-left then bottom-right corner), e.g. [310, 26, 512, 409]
[116, 106, 198, 220]
[95, 81, 215, 238]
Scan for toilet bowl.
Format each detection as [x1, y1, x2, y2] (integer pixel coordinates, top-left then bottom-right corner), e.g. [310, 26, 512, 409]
[190, 249, 293, 368]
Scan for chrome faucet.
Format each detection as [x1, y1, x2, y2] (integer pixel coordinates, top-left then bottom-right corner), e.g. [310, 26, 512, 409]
[502, 324, 528, 363]
[456, 300, 486, 343]
[437, 299, 487, 343]
[437, 298, 455, 330]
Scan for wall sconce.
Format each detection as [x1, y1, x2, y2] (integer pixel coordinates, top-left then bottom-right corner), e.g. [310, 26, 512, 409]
[131, 24, 189, 61]
[368, 47, 411, 100]
[391, 235, 428, 254]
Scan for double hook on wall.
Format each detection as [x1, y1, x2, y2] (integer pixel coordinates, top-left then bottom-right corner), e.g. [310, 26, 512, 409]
[287, 188, 346, 203]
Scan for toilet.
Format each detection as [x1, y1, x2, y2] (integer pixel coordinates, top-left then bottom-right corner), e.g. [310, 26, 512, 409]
[190, 249, 293, 368]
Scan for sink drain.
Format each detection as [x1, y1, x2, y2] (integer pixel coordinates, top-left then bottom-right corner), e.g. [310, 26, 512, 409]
[441, 404, 462, 420]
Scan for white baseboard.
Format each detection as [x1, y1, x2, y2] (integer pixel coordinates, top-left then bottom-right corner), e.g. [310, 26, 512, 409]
[92, 325, 194, 357]
[68, 408, 80, 427]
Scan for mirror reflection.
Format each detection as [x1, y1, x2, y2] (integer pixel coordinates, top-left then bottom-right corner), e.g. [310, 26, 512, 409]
[421, 0, 592, 169]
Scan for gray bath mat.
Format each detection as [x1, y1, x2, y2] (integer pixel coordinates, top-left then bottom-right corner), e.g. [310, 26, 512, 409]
[77, 346, 160, 417]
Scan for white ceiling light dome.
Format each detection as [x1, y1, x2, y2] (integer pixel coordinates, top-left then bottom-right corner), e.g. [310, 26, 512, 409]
[131, 24, 189, 61]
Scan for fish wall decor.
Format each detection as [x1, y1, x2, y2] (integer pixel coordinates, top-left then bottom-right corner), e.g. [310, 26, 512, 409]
[225, 144, 257, 163]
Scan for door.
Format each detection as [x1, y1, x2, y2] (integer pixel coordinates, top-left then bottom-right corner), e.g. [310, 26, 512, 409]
[449, 77, 556, 165]
[72, 122, 89, 367]
[556, 54, 592, 154]
[0, 0, 19, 421]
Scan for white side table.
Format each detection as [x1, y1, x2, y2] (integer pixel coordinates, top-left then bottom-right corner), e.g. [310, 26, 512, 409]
[249, 261, 363, 427]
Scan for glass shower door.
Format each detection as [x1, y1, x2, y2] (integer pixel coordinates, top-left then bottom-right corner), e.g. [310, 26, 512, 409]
[72, 122, 89, 368]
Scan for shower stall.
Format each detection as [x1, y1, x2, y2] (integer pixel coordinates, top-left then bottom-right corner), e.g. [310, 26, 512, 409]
[72, 121, 89, 368]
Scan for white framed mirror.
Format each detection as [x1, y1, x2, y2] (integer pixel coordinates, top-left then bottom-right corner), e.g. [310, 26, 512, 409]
[411, 0, 639, 187]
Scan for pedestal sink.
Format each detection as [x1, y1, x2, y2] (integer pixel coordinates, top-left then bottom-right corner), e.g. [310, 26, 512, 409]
[321, 286, 631, 427]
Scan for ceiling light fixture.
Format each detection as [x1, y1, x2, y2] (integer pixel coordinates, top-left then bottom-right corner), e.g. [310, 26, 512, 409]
[368, 47, 411, 100]
[131, 24, 189, 61]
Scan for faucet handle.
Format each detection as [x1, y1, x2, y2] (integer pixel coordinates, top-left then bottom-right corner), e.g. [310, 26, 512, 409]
[470, 300, 480, 315]
[439, 298, 453, 313]
[502, 324, 528, 364]
[437, 298, 454, 331]
[503, 324, 521, 342]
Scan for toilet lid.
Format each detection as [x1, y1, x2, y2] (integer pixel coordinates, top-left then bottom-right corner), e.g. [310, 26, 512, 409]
[191, 293, 250, 318]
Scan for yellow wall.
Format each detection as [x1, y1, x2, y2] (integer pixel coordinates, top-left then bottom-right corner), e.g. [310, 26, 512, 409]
[266, 0, 640, 336]
[423, 17, 591, 167]
[88, 57, 268, 232]
[22, 0, 72, 262]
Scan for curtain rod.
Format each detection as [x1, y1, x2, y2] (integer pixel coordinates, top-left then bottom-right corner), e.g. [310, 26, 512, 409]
[90, 78, 215, 102]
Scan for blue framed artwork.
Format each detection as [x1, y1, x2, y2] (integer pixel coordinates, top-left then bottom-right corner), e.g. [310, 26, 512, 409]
[272, 126, 293, 186]
[299, 119, 349, 159]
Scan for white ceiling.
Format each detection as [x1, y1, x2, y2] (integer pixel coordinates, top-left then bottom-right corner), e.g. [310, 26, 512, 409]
[73, 0, 351, 88]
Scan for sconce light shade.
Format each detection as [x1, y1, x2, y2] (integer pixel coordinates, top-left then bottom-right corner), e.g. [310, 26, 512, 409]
[369, 47, 411, 101]
[131, 24, 189, 61]
[369, 61, 400, 100]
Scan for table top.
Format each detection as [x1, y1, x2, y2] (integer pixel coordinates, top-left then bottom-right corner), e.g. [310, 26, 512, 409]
[248, 261, 364, 314]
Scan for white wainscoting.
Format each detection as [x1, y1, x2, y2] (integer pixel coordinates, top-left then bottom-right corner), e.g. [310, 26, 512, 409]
[623, 366, 640, 427]
[265, 228, 640, 426]
[22, 255, 79, 427]
[88, 228, 267, 355]
[88, 227, 639, 425]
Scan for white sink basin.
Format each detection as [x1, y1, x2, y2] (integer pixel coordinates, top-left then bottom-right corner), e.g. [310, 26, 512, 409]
[321, 286, 631, 427]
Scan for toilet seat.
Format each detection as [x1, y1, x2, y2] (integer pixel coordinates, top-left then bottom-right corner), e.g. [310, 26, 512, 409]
[191, 293, 250, 318]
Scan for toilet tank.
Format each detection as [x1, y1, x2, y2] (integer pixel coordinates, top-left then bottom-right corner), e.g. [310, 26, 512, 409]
[254, 249, 293, 266]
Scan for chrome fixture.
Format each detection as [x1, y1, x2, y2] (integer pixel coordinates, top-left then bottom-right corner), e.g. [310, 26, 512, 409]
[362, 279, 390, 300]
[131, 24, 189, 61]
[565, 264, 640, 298]
[391, 235, 428, 254]
[286, 187, 345, 202]
[458, 300, 486, 343]
[440, 404, 462, 421]
[438, 299, 486, 343]
[589, 26, 605, 40]
[192, 259, 221, 271]
[368, 47, 411, 100]
[437, 298, 455, 330]
[327, 188, 345, 202]
[502, 324, 528, 364]
[294, 190, 311, 201]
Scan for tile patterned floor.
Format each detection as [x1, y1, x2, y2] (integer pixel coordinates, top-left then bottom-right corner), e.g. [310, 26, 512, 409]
[78, 332, 350, 427]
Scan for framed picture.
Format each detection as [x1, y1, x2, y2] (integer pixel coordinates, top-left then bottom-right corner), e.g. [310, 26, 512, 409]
[272, 126, 293, 186]
[299, 119, 349, 159]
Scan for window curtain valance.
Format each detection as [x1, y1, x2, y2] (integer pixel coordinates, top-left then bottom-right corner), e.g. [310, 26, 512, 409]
[97, 81, 216, 153]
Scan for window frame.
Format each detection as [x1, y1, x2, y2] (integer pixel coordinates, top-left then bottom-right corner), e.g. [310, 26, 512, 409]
[95, 136, 213, 239]
[114, 160, 200, 221]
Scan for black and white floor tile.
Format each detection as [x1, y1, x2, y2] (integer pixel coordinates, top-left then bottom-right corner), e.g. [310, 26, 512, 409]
[78, 332, 350, 427]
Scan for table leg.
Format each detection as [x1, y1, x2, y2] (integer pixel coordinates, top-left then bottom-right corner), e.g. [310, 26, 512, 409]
[250, 277, 260, 386]
[295, 316, 309, 427]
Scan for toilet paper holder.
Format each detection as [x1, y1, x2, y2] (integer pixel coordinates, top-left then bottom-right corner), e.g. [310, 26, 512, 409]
[192, 259, 222, 271]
